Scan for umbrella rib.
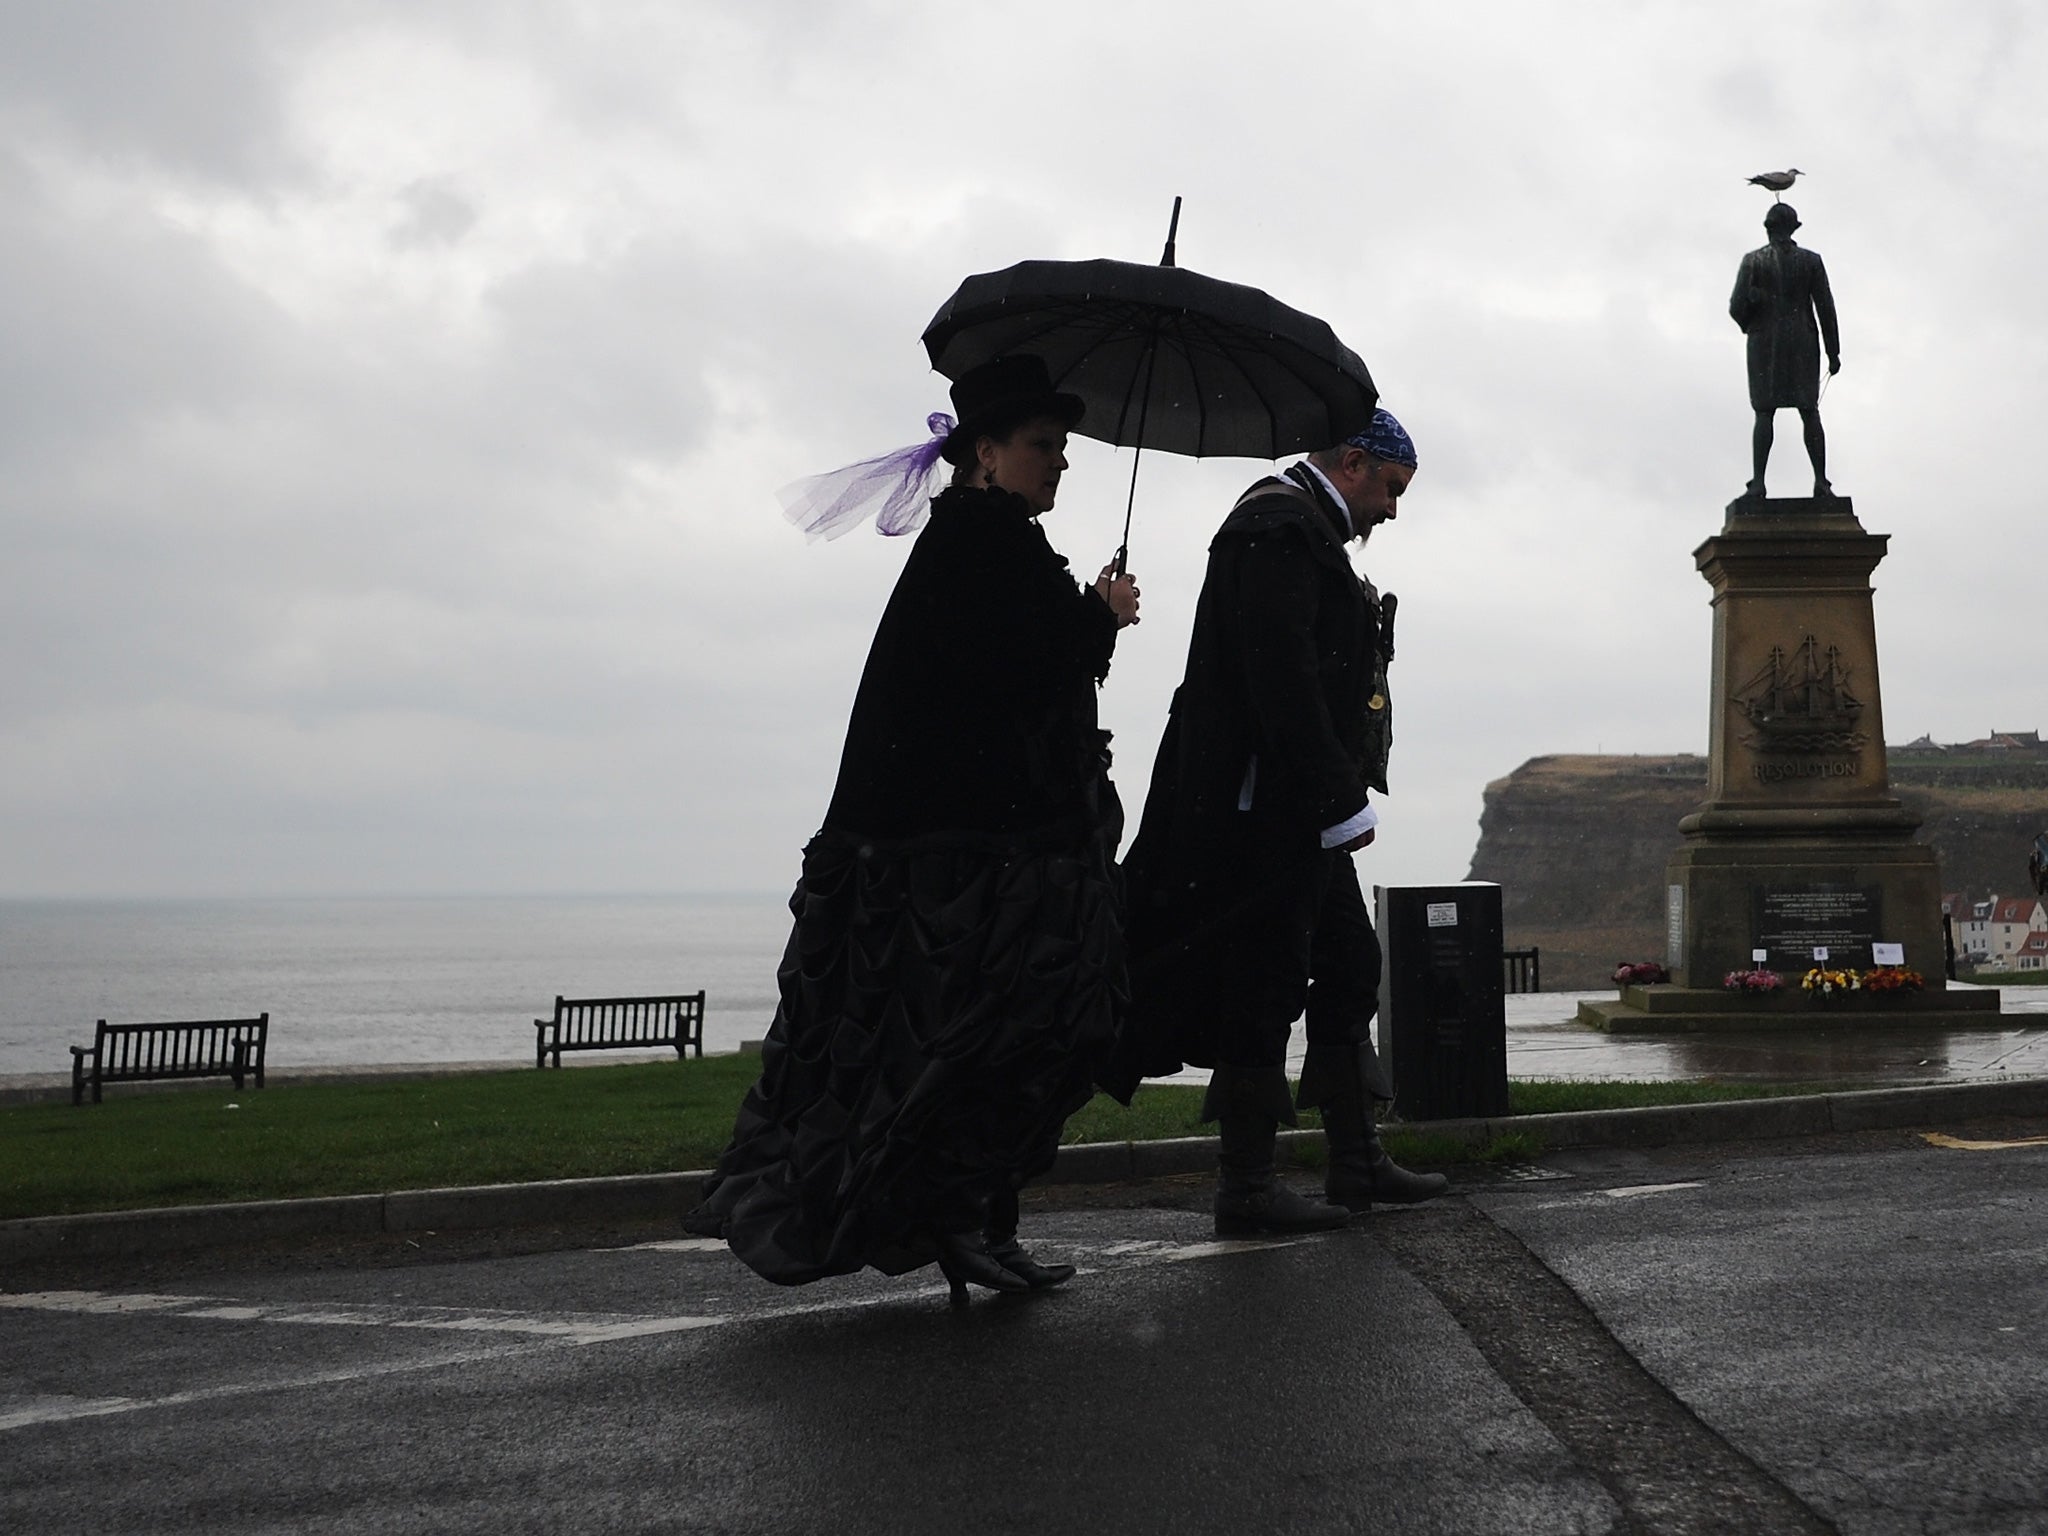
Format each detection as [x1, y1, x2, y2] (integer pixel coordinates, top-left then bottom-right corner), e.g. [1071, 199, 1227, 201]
[1207, 321, 1325, 454]
[1175, 312, 1212, 455]
[1184, 312, 1275, 457]
[1108, 308, 1161, 447]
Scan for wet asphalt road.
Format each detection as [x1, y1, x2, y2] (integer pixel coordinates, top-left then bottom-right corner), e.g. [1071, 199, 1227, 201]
[3, 1127, 2044, 1535]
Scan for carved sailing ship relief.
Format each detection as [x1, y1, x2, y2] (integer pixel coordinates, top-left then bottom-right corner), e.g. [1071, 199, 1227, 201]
[1734, 635, 1868, 767]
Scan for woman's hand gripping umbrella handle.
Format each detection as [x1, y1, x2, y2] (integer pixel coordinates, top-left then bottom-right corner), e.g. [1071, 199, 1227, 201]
[1095, 564, 1141, 628]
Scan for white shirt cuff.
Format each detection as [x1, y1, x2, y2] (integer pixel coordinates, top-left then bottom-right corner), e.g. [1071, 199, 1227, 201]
[1320, 803, 1378, 849]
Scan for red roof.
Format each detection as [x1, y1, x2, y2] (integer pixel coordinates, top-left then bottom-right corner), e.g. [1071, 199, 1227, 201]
[1992, 896, 2046, 925]
[2019, 931, 2048, 955]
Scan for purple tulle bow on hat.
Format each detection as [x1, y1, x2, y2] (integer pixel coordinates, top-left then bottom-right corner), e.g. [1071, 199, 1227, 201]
[779, 413, 956, 541]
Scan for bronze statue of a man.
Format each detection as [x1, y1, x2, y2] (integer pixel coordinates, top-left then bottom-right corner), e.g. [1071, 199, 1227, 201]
[1730, 202, 1840, 497]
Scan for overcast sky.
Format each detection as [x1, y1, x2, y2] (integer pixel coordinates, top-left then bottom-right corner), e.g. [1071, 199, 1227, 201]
[2, 0, 2042, 900]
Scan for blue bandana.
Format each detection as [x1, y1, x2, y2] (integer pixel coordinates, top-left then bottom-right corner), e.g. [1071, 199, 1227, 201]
[1344, 408, 1417, 468]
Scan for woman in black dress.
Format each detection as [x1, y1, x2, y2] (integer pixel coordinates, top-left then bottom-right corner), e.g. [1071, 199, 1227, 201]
[685, 355, 1140, 1299]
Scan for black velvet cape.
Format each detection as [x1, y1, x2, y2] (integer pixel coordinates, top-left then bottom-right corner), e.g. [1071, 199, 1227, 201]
[684, 485, 1128, 1283]
[1114, 468, 1388, 1085]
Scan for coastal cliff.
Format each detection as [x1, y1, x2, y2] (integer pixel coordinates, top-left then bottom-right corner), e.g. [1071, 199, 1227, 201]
[1464, 752, 2048, 987]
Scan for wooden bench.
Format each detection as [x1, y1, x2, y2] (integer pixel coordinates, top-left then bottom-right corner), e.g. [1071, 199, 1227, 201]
[1503, 947, 1541, 994]
[534, 992, 705, 1068]
[71, 1014, 269, 1106]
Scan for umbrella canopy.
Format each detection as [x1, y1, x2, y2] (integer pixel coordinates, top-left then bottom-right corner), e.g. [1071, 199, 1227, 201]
[920, 258, 1378, 461]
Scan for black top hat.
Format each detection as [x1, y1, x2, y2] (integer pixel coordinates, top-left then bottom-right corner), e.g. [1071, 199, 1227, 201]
[940, 355, 1085, 467]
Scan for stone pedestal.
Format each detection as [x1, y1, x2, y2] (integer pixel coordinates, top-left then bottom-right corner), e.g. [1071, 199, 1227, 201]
[1582, 495, 2003, 1032]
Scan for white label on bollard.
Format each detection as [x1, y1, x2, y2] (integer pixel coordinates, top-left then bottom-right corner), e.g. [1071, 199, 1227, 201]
[1813, 946, 1830, 961]
[1753, 949, 1768, 963]
[1425, 902, 1457, 927]
[1872, 942, 1905, 965]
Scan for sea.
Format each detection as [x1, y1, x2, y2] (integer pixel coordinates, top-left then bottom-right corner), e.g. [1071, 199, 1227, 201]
[11, 895, 2044, 1088]
[0, 894, 795, 1079]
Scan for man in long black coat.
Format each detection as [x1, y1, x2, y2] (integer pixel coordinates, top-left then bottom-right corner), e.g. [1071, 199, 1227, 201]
[1120, 409, 1447, 1235]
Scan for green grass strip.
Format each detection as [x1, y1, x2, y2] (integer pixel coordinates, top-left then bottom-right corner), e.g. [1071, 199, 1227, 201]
[1, 1061, 1852, 1222]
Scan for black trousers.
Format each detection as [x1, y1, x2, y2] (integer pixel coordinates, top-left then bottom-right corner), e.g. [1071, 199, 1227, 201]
[1217, 849, 1393, 1106]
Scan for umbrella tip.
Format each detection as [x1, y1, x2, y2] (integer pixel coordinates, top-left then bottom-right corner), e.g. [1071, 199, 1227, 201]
[1159, 195, 1182, 268]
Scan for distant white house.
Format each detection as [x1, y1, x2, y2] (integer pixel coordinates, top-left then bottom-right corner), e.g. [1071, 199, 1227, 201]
[1953, 895, 1998, 965]
[1991, 895, 2048, 957]
[2016, 931, 2048, 974]
[1967, 894, 2048, 971]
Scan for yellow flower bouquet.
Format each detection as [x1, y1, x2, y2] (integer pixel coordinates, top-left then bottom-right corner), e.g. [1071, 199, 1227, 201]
[1800, 966, 1861, 998]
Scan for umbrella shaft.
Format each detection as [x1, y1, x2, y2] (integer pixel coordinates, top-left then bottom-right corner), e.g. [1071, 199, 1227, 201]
[1115, 449, 1143, 577]
[1117, 337, 1163, 575]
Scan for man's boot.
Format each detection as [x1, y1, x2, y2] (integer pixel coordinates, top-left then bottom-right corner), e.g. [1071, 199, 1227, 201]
[1207, 1065, 1349, 1236]
[1321, 1093, 1449, 1211]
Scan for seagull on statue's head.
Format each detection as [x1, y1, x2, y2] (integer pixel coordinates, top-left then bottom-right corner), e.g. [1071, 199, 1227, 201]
[1746, 168, 1804, 200]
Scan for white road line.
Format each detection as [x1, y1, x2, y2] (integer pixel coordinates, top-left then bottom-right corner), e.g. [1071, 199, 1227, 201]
[597, 1237, 729, 1254]
[0, 1291, 723, 1344]
[1600, 1182, 1705, 1199]
[601, 1235, 1308, 1266]
[0, 1291, 209, 1315]
[0, 1344, 535, 1433]
[1149, 1239, 1308, 1262]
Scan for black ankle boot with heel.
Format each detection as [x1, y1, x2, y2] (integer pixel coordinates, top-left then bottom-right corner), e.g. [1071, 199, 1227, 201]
[935, 1230, 1031, 1303]
[984, 1185, 1076, 1289]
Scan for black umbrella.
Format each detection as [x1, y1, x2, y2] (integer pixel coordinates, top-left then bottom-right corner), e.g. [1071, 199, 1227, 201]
[921, 199, 1377, 567]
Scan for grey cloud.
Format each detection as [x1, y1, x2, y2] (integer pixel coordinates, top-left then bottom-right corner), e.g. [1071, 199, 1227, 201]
[391, 178, 479, 249]
[0, 0, 322, 185]
[4, 0, 2046, 897]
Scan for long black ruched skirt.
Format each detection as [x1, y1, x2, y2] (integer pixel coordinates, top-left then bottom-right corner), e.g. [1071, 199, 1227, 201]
[682, 819, 1126, 1284]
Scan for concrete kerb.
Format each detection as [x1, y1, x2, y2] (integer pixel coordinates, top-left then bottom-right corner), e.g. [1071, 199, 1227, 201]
[0, 1194, 388, 1264]
[5, 1078, 2044, 1269]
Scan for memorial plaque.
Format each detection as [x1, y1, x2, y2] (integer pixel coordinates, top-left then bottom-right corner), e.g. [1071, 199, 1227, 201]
[1752, 884, 1882, 972]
